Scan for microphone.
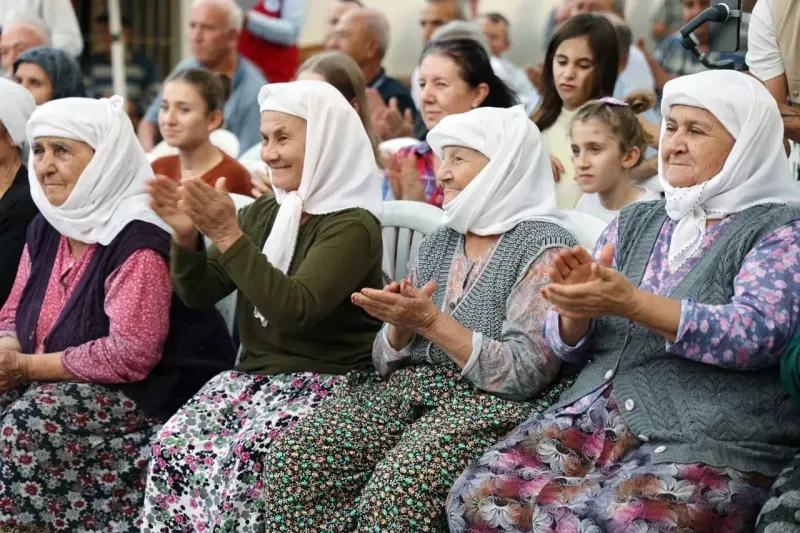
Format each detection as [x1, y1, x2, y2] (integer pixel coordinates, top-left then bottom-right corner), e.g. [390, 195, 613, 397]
[678, 1, 747, 71]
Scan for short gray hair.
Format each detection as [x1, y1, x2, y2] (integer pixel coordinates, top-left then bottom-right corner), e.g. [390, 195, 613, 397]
[600, 12, 631, 53]
[4, 19, 51, 46]
[360, 8, 390, 58]
[194, 0, 244, 32]
[425, 0, 469, 20]
[430, 20, 491, 56]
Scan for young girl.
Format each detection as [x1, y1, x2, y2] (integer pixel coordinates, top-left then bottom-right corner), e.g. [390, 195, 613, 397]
[571, 91, 662, 223]
[531, 13, 619, 209]
[152, 68, 253, 196]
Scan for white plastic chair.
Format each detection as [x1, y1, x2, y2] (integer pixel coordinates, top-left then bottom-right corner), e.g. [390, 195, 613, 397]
[380, 200, 445, 281]
[378, 137, 419, 156]
[563, 210, 609, 250]
[207, 193, 256, 336]
[238, 142, 262, 162]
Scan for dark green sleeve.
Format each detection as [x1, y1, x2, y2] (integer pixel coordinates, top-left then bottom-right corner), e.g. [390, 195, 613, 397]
[170, 236, 237, 309]
[171, 201, 266, 307]
[217, 215, 379, 333]
[781, 334, 800, 406]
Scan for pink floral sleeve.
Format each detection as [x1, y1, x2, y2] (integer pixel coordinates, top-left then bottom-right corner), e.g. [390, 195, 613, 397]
[62, 249, 172, 383]
[460, 248, 564, 401]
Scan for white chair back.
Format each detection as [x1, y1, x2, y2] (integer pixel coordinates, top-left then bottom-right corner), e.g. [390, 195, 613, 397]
[238, 142, 262, 162]
[563, 210, 609, 250]
[378, 137, 419, 156]
[380, 200, 445, 281]
[209, 193, 256, 335]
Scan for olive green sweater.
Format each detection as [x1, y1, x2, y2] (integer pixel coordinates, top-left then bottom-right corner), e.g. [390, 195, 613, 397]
[171, 195, 384, 376]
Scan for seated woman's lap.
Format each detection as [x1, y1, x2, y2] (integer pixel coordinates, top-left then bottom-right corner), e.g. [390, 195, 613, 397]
[142, 369, 342, 532]
[448, 392, 771, 533]
[0, 382, 158, 529]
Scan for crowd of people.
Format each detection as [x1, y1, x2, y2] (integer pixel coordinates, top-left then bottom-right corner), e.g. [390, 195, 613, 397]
[0, 0, 800, 532]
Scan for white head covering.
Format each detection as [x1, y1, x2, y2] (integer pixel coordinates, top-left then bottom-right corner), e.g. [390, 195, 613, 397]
[0, 77, 35, 152]
[26, 95, 171, 244]
[658, 71, 800, 272]
[256, 80, 382, 324]
[427, 105, 574, 236]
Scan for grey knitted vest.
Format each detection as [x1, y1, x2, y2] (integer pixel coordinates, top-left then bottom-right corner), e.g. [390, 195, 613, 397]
[553, 200, 800, 476]
[409, 220, 578, 365]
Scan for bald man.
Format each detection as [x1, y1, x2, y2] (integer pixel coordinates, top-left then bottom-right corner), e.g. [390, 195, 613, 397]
[138, 0, 266, 151]
[325, 0, 362, 46]
[0, 20, 49, 75]
[328, 8, 416, 121]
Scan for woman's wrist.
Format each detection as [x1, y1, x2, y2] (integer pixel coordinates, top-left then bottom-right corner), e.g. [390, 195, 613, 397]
[174, 227, 200, 251]
[386, 324, 415, 351]
[558, 315, 592, 347]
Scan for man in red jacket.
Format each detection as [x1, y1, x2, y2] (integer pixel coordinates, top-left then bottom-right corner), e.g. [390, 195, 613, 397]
[238, 0, 308, 83]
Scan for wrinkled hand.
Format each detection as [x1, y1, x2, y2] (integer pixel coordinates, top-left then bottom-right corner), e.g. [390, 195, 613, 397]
[0, 350, 27, 391]
[525, 63, 545, 93]
[251, 169, 273, 198]
[179, 177, 242, 251]
[371, 97, 414, 140]
[352, 279, 439, 332]
[550, 155, 565, 182]
[386, 151, 425, 201]
[147, 174, 196, 239]
[542, 244, 637, 319]
[549, 244, 614, 285]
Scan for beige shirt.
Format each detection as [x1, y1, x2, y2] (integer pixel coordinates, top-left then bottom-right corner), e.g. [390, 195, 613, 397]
[542, 107, 580, 209]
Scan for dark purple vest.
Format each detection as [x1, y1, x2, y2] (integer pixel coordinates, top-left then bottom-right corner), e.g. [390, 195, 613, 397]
[16, 216, 235, 421]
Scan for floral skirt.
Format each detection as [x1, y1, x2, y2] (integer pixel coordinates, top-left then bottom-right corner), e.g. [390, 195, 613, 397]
[0, 382, 160, 532]
[141, 369, 342, 533]
[262, 362, 575, 532]
[447, 389, 772, 533]
[756, 450, 800, 533]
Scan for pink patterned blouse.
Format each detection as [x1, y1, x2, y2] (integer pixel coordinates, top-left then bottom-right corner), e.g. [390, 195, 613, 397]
[0, 236, 172, 383]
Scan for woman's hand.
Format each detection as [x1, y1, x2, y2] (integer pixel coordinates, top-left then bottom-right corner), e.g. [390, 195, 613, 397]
[550, 155, 565, 182]
[371, 96, 415, 141]
[544, 244, 615, 345]
[0, 350, 27, 391]
[147, 174, 198, 248]
[179, 177, 243, 253]
[251, 169, 273, 198]
[386, 151, 425, 202]
[542, 244, 637, 320]
[352, 279, 439, 333]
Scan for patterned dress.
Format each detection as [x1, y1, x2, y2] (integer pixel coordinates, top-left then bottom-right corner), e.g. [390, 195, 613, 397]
[140, 370, 343, 533]
[447, 215, 800, 533]
[0, 241, 172, 532]
[262, 241, 576, 532]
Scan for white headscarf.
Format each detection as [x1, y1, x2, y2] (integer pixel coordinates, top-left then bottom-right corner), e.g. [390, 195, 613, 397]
[658, 71, 800, 272]
[257, 80, 382, 272]
[0, 77, 35, 151]
[26, 95, 171, 244]
[427, 105, 574, 236]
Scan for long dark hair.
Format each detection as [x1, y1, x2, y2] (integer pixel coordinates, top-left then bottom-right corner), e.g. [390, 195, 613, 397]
[420, 38, 517, 109]
[532, 13, 619, 132]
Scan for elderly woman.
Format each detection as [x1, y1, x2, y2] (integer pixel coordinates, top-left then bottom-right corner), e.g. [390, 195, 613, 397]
[0, 79, 37, 307]
[13, 46, 85, 105]
[262, 105, 579, 531]
[447, 70, 800, 533]
[0, 96, 234, 531]
[141, 80, 384, 532]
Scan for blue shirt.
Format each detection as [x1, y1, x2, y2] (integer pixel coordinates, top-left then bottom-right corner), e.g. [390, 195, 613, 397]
[654, 33, 746, 79]
[144, 56, 267, 151]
